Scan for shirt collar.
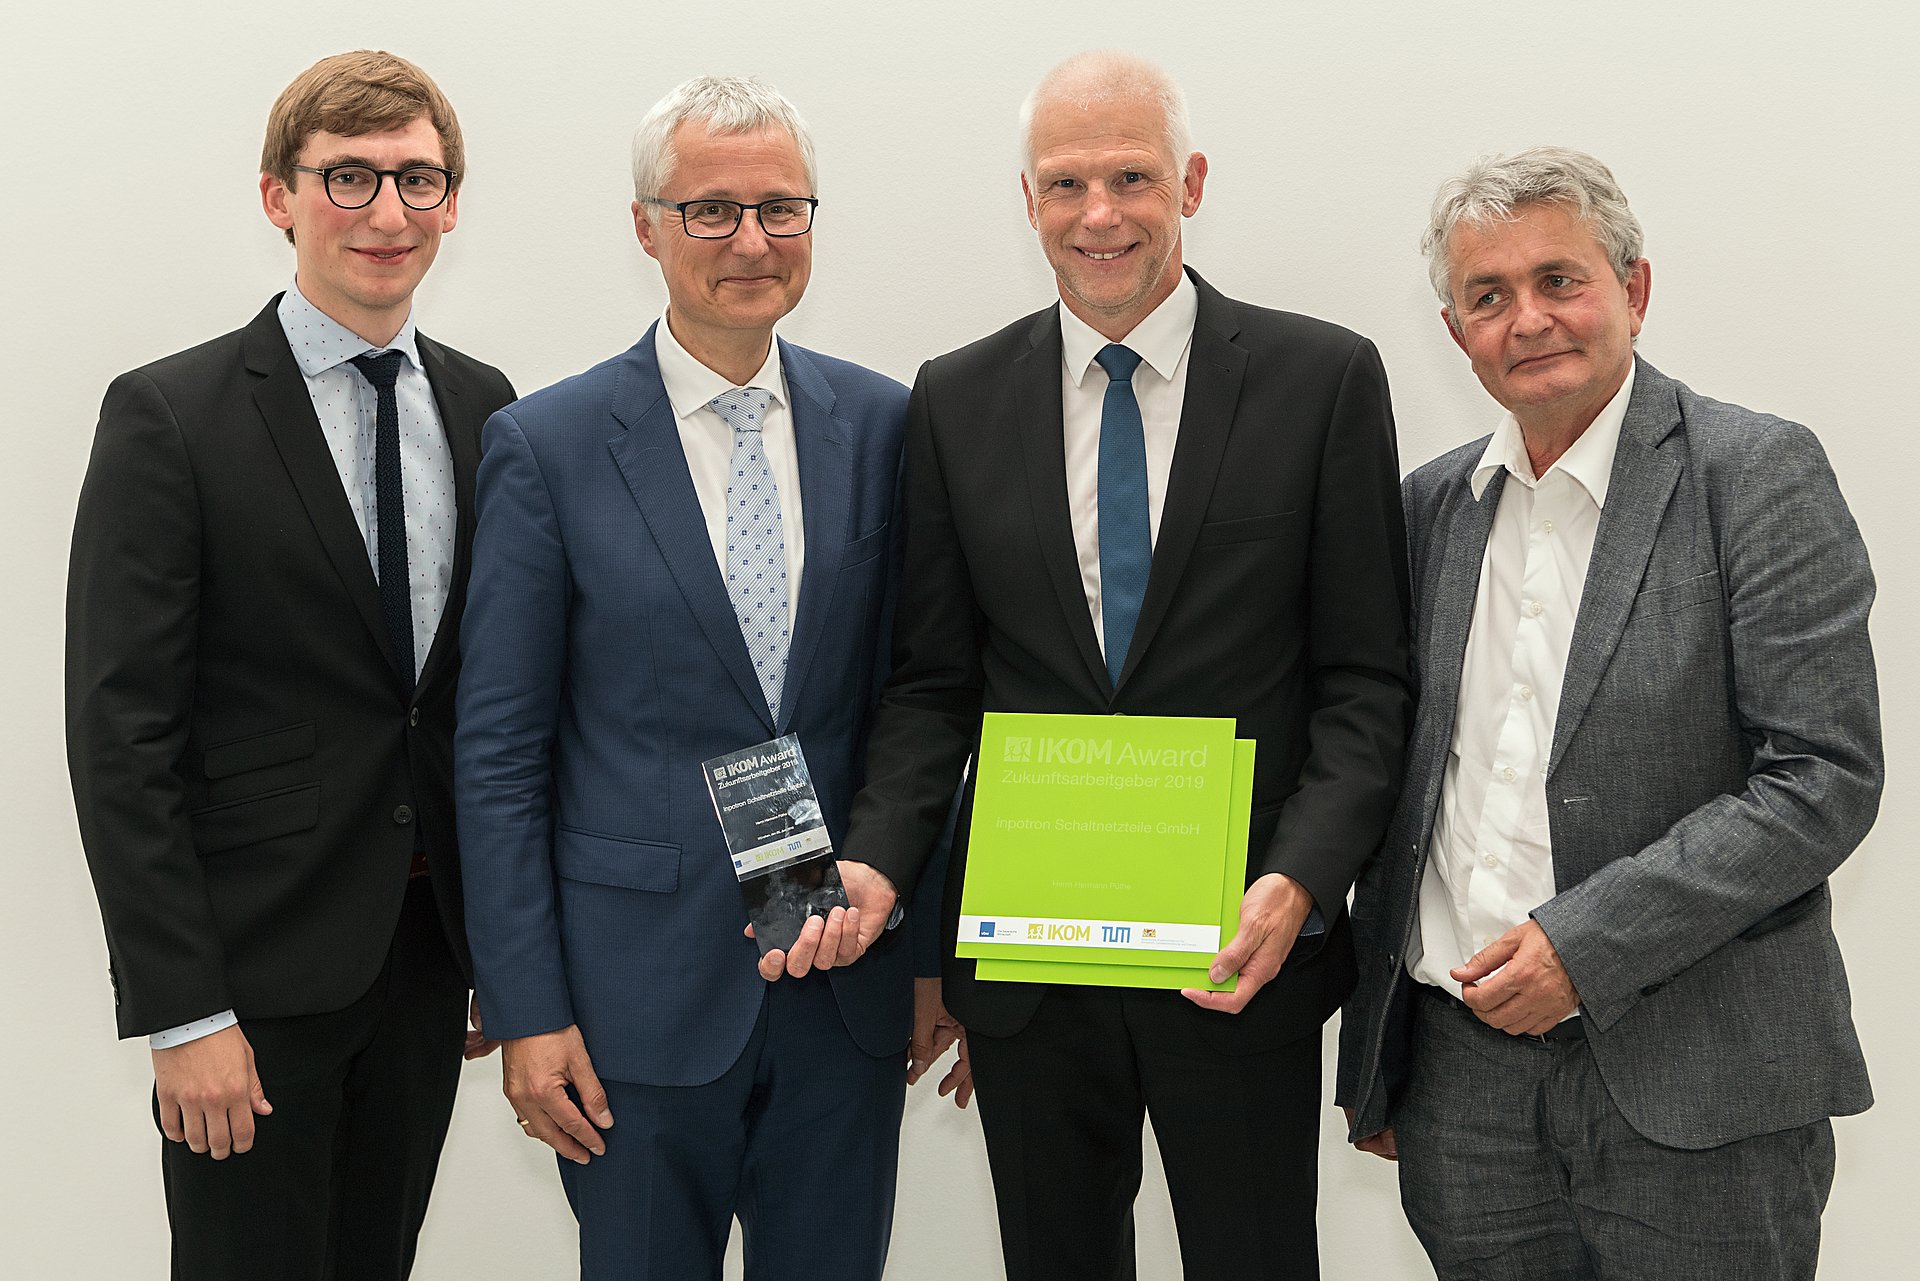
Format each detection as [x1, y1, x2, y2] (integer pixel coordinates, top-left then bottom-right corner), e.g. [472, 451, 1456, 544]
[1469, 363, 1635, 505]
[276, 278, 421, 379]
[1059, 271, 1199, 387]
[654, 309, 788, 421]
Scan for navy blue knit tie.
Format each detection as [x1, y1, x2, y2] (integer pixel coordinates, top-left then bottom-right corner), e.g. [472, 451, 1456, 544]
[1095, 343, 1149, 687]
[351, 350, 414, 681]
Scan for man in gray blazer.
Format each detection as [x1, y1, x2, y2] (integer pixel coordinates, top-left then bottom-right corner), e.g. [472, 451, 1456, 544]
[1336, 147, 1880, 1280]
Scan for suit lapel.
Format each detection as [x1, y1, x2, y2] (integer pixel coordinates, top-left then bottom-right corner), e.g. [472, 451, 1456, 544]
[246, 302, 402, 692]
[1412, 468, 1504, 850]
[606, 327, 774, 729]
[1121, 273, 1245, 688]
[414, 332, 482, 694]
[1549, 364, 1683, 772]
[1012, 310, 1111, 695]
[780, 341, 851, 731]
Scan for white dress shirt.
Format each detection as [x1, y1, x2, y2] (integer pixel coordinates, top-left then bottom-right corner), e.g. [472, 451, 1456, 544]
[1057, 273, 1197, 658]
[152, 284, 460, 1050]
[654, 311, 805, 626]
[1408, 367, 1635, 996]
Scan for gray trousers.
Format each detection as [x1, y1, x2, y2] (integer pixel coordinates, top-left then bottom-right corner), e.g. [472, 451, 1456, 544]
[1393, 990, 1834, 1281]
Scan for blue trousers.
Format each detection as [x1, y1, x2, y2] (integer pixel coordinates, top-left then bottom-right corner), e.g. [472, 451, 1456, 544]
[558, 973, 905, 1281]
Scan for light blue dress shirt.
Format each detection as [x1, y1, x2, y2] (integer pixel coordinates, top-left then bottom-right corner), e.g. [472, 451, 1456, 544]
[276, 282, 456, 679]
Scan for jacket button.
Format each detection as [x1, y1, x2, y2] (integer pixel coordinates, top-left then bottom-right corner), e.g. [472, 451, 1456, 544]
[393, 805, 414, 826]
[408, 707, 420, 727]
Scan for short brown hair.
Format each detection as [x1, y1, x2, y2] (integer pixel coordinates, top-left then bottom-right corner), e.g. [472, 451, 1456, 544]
[261, 50, 465, 197]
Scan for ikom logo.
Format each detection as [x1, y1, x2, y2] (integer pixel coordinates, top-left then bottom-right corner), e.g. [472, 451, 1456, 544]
[1002, 736, 1034, 763]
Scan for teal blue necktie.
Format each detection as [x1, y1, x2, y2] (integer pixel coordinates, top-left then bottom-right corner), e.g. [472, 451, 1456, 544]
[1095, 344, 1149, 687]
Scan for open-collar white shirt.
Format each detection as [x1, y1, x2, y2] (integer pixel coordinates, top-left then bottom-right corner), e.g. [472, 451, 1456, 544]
[1408, 366, 1634, 996]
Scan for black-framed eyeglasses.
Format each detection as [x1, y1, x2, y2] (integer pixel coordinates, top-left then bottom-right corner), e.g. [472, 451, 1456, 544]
[290, 163, 458, 211]
[640, 196, 818, 239]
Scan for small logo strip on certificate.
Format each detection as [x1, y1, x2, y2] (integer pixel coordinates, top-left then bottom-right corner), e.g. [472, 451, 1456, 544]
[959, 915, 1220, 954]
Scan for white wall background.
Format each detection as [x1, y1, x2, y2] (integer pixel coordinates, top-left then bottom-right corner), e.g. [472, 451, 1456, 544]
[3, 0, 1913, 1275]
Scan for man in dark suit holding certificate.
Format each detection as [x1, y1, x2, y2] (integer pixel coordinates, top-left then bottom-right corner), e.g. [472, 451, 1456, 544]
[835, 50, 1411, 1280]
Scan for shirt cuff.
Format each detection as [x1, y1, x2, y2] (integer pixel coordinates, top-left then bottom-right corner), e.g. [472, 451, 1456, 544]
[148, 1009, 238, 1050]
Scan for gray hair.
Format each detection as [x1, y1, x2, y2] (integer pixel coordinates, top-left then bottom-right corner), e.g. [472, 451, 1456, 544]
[1019, 50, 1195, 180]
[1423, 146, 1644, 317]
[631, 75, 818, 208]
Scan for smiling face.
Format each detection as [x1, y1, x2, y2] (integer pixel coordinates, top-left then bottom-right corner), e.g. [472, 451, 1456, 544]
[1022, 93, 1206, 340]
[1444, 200, 1650, 441]
[261, 115, 457, 346]
[635, 122, 813, 373]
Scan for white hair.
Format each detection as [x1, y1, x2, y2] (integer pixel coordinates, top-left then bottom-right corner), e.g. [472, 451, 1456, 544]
[1423, 146, 1645, 319]
[631, 75, 817, 208]
[1019, 50, 1195, 179]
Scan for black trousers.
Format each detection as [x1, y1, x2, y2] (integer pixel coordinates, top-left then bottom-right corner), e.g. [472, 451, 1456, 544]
[158, 877, 469, 1281]
[967, 984, 1323, 1281]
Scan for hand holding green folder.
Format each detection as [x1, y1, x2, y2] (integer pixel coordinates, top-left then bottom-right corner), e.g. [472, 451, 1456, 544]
[959, 713, 1255, 992]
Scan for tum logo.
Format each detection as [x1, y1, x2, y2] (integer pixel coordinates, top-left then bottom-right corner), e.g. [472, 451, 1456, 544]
[1003, 736, 1034, 763]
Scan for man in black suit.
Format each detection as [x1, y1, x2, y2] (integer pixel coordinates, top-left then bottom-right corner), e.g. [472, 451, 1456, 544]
[65, 50, 513, 1280]
[840, 51, 1410, 1280]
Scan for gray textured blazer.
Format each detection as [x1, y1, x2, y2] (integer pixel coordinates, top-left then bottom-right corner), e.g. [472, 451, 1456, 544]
[1337, 357, 1880, 1150]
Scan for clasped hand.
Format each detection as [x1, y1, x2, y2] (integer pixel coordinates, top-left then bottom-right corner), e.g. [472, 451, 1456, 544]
[1451, 919, 1580, 1035]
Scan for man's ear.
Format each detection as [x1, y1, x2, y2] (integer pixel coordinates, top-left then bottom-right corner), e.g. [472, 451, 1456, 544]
[262, 171, 296, 242]
[1180, 152, 1208, 217]
[1625, 257, 1651, 337]
[634, 201, 660, 261]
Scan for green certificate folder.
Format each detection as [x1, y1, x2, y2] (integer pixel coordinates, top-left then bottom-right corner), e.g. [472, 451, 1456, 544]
[975, 740, 1252, 992]
[958, 712, 1254, 991]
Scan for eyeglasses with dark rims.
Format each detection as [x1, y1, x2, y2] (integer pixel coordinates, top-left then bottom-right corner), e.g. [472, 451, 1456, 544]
[639, 196, 818, 239]
[289, 163, 458, 211]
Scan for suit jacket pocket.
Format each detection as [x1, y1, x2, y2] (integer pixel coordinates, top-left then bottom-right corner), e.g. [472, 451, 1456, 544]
[1626, 570, 1721, 621]
[842, 521, 890, 567]
[190, 783, 320, 854]
[202, 722, 316, 779]
[554, 827, 681, 893]
[1194, 510, 1299, 546]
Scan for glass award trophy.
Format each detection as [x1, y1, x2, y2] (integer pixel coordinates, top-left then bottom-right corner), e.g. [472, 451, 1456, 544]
[701, 734, 849, 956]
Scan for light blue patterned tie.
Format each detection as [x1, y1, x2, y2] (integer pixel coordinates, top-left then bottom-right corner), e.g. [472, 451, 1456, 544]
[711, 387, 789, 719]
[1095, 343, 1150, 687]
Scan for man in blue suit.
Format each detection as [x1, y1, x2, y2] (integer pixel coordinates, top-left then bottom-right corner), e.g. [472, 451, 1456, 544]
[455, 77, 913, 1281]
